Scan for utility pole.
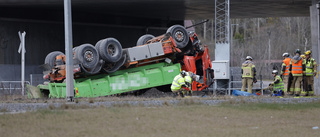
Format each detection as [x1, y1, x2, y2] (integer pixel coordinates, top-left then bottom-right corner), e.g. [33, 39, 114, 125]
[64, 0, 74, 102]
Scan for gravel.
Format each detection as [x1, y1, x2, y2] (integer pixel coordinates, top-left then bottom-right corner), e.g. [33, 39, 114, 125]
[0, 88, 319, 113]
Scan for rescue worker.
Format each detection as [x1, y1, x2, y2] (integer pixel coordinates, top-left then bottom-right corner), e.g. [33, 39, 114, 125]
[300, 54, 306, 93]
[280, 52, 290, 95]
[171, 70, 189, 97]
[268, 70, 284, 96]
[288, 49, 306, 96]
[184, 71, 200, 96]
[303, 50, 317, 96]
[241, 56, 257, 93]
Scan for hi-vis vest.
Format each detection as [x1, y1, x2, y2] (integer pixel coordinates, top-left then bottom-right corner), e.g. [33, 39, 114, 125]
[185, 76, 192, 84]
[171, 74, 186, 90]
[291, 59, 303, 75]
[242, 62, 255, 78]
[305, 58, 316, 76]
[282, 58, 290, 75]
[273, 75, 284, 91]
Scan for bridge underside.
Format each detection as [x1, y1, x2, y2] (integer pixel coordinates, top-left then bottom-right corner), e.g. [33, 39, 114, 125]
[0, 0, 312, 23]
[0, 0, 316, 83]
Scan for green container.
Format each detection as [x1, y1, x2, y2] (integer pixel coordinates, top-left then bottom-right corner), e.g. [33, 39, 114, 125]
[39, 62, 180, 98]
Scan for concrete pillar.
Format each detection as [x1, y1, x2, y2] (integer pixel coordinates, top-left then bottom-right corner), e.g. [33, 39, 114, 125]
[310, 0, 320, 95]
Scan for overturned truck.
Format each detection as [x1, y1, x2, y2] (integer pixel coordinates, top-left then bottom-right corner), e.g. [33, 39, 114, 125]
[36, 25, 214, 98]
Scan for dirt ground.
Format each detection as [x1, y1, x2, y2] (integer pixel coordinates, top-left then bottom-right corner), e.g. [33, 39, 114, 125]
[0, 100, 320, 137]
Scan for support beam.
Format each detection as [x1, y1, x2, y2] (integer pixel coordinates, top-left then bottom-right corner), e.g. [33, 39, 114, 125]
[64, 0, 74, 101]
[310, 0, 320, 95]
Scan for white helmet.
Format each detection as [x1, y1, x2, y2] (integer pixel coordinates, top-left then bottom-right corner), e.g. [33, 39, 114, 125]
[180, 70, 186, 76]
[246, 56, 253, 60]
[282, 52, 289, 57]
[194, 75, 200, 82]
[272, 70, 278, 75]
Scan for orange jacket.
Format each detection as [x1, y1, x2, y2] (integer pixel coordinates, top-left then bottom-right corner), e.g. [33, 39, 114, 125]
[291, 59, 303, 74]
[281, 58, 290, 75]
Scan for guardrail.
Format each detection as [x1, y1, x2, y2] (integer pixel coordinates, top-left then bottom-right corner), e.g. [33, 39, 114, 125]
[0, 81, 30, 95]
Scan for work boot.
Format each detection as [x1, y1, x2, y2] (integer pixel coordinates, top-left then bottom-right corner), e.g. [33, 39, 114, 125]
[179, 91, 185, 98]
[173, 93, 178, 98]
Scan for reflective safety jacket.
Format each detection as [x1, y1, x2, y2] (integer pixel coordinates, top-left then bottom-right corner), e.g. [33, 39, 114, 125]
[273, 75, 284, 91]
[241, 60, 256, 78]
[171, 74, 186, 90]
[289, 55, 305, 76]
[305, 58, 317, 76]
[185, 75, 192, 87]
[281, 57, 290, 76]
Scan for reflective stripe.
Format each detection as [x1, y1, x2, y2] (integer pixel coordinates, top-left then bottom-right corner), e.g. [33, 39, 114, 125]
[171, 75, 186, 90]
[306, 58, 316, 75]
[273, 75, 284, 91]
[291, 59, 303, 74]
[172, 84, 180, 87]
[283, 58, 290, 75]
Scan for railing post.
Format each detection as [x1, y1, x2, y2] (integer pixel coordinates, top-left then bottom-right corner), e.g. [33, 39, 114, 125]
[260, 75, 263, 95]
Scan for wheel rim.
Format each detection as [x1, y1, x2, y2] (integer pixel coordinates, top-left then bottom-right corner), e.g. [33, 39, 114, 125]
[108, 44, 116, 57]
[174, 31, 184, 42]
[84, 50, 94, 62]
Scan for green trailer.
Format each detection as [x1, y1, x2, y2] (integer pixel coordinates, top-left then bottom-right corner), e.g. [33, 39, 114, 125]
[37, 62, 180, 98]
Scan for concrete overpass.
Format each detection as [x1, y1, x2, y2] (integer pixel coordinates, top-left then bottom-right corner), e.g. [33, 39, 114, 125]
[0, 0, 312, 21]
[0, 0, 319, 95]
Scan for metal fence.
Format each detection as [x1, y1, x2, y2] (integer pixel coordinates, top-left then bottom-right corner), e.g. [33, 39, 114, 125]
[0, 74, 43, 96]
[0, 81, 30, 95]
[30, 74, 44, 86]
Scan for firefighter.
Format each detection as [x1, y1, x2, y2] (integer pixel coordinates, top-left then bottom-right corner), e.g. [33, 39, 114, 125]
[171, 70, 189, 97]
[303, 50, 317, 96]
[241, 56, 257, 93]
[280, 52, 290, 95]
[289, 49, 306, 96]
[268, 70, 284, 96]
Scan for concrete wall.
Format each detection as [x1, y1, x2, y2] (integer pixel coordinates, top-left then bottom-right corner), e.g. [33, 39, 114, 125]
[0, 19, 179, 81]
[310, 0, 319, 95]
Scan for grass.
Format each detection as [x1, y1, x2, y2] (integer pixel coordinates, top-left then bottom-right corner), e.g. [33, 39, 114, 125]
[0, 101, 320, 137]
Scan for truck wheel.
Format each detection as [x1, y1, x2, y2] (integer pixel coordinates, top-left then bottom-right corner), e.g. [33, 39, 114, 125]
[102, 53, 126, 73]
[80, 60, 103, 75]
[98, 38, 122, 63]
[166, 25, 189, 49]
[44, 51, 64, 69]
[136, 34, 155, 46]
[75, 44, 99, 70]
[95, 39, 104, 52]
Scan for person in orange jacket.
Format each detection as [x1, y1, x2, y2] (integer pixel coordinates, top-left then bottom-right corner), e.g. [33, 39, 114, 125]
[288, 49, 306, 96]
[280, 52, 290, 95]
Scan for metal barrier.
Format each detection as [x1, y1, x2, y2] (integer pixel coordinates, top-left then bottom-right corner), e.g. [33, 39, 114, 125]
[0, 81, 30, 95]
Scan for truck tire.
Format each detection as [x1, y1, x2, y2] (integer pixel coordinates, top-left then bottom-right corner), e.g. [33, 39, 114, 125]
[98, 38, 122, 63]
[95, 39, 104, 52]
[44, 51, 64, 69]
[136, 34, 155, 46]
[75, 44, 99, 70]
[166, 25, 189, 49]
[102, 53, 126, 73]
[80, 60, 103, 75]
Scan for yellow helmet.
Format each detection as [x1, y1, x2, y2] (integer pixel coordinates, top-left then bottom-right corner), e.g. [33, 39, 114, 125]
[305, 50, 311, 55]
[300, 54, 305, 58]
